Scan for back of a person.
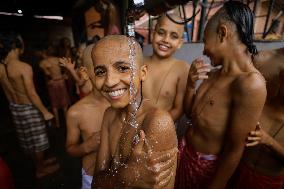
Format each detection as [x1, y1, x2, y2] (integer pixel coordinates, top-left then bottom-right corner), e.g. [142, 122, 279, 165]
[6, 60, 30, 104]
[0, 64, 16, 102]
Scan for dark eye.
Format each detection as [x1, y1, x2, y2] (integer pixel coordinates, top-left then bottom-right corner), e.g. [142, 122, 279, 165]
[94, 68, 106, 77]
[157, 29, 165, 36]
[171, 33, 179, 39]
[118, 65, 130, 73]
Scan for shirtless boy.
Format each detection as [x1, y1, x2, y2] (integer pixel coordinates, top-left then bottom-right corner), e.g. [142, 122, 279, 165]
[40, 45, 70, 127]
[143, 14, 189, 122]
[228, 48, 284, 188]
[91, 35, 177, 188]
[59, 44, 94, 99]
[65, 42, 109, 189]
[176, 2, 267, 189]
[0, 32, 58, 178]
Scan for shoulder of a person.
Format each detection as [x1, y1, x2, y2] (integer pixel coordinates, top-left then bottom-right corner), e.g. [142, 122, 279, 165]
[19, 61, 32, 72]
[233, 71, 266, 94]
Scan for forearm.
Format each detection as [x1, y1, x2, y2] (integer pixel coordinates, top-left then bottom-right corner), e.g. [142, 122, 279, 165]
[266, 137, 284, 160]
[169, 108, 182, 122]
[67, 139, 97, 157]
[67, 68, 85, 86]
[208, 149, 243, 189]
[28, 93, 49, 114]
[184, 86, 195, 117]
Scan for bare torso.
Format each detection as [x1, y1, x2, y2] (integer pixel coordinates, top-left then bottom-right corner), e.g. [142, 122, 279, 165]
[0, 64, 16, 102]
[189, 68, 263, 155]
[143, 56, 188, 112]
[68, 93, 109, 175]
[106, 100, 177, 188]
[6, 60, 32, 104]
[40, 57, 63, 81]
[189, 70, 236, 154]
[244, 49, 284, 176]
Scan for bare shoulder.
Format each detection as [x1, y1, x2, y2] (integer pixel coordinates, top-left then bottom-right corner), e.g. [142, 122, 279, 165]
[233, 71, 267, 96]
[143, 56, 151, 65]
[174, 59, 190, 74]
[143, 108, 177, 150]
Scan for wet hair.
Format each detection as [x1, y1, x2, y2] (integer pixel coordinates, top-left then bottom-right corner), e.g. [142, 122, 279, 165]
[224, 1, 257, 55]
[0, 31, 23, 64]
[208, 1, 257, 56]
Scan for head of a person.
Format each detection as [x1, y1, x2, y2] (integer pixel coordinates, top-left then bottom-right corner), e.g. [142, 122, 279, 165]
[152, 13, 184, 59]
[91, 35, 146, 109]
[82, 44, 95, 77]
[204, 0, 257, 66]
[59, 37, 71, 48]
[0, 31, 24, 64]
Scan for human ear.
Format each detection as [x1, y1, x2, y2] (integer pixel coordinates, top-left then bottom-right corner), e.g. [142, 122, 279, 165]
[140, 65, 147, 82]
[218, 24, 228, 42]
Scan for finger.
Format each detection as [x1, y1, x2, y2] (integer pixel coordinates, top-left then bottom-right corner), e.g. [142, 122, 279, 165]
[150, 147, 178, 164]
[151, 153, 176, 174]
[197, 68, 211, 74]
[156, 170, 174, 189]
[246, 141, 259, 147]
[198, 75, 209, 80]
[249, 131, 261, 136]
[247, 136, 261, 141]
[133, 130, 145, 154]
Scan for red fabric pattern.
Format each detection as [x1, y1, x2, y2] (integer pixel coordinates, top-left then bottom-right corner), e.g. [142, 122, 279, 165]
[174, 138, 218, 189]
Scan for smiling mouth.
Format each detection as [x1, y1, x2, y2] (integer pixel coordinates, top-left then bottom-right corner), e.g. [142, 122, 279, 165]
[103, 88, 127, 99]
[158, 44, 170, 51]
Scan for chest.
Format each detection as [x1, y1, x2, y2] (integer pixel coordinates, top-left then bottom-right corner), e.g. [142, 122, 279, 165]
[192, 77, 233, 123]
[144, 66, 178, 101]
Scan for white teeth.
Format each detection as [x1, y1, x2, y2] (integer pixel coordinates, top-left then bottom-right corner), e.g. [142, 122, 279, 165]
[108, 89, 125, 97]
[159, 44, 169, 50]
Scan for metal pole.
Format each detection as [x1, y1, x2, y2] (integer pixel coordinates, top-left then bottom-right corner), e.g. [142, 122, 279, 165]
[191, 0, 198, 41]
[182, 5, 190, 42]
[148, 14, 152, 44]
[253, 0, 259, 15]
[263, 0, 276, 38]
[197, 0, 208, 41]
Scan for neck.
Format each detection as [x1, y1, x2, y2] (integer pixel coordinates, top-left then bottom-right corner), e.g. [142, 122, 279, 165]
[5, 50, 19, 64]
[151, 53, 174, 63]
[221, 46, 254, 74]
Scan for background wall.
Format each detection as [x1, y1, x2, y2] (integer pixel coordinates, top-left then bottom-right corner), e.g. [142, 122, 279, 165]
[143, 41, 284, 63]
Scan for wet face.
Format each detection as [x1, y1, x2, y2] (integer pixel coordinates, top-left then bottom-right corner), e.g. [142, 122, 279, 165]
[92, 37, 146, 109]
[152, 16, 184, 58]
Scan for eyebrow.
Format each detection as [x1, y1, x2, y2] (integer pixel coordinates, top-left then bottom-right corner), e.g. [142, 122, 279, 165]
[114, 61, 129, 65]
[94, 65, 105, 70]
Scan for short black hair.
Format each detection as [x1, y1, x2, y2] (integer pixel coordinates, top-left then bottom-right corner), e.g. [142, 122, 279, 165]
[0, 31, 23, 63]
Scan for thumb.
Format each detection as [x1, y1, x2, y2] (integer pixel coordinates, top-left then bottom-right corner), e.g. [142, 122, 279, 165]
[133, 130, 145, 154]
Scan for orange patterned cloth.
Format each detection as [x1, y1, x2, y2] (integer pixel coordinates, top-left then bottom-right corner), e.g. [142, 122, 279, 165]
[227, 161, 284, 189]
[174, 137, 218, 189]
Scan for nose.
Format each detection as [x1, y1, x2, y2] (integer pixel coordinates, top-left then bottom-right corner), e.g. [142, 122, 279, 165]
[162, 34, 170, 43]
[105, 71, 119, 88]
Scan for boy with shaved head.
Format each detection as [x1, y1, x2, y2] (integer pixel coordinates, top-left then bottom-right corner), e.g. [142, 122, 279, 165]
[177, 1, 266, 189]
[91, 35, 177, 189]
[143, 14, 190, 122]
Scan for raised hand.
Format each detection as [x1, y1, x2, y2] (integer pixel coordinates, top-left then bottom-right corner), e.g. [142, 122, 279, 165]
[59, 57, 75, 71]
[187, 57, 211, 88]
[120, 130, 177, 189]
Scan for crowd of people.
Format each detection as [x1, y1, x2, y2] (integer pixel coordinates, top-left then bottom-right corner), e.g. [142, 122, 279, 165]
[0, 1, 283, 189]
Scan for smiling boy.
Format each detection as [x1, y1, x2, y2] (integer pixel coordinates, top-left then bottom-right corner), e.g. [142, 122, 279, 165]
[91, 35, 177, 189]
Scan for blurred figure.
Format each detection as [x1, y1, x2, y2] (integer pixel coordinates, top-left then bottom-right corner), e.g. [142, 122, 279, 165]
[0, 157, 14, 189]
[39, 44, 70, 128]
[0, 31, 59, 179]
